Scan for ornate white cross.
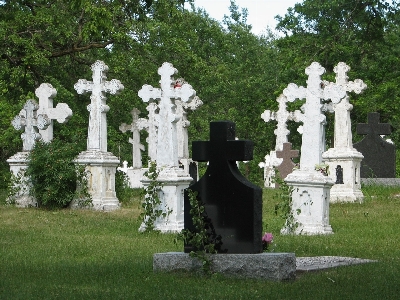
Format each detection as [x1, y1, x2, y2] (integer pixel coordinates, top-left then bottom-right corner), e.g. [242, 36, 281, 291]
[283, 62, 346, 171]
[332, 62, 367, 149]
[175, 96, 203, 160]
[138, 62, 196, 168]
[35, 83, 73, 142]
[74, 60, 124, 152]
[11, 99, 50, 151]
[119, 108, 148, 169]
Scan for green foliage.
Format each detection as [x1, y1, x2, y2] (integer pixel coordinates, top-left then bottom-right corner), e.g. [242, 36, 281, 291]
[115, 169, 139, 206]
[25, 139, 89, 208]
[175, 189, 219, 275]
[139, 161, 168, 232]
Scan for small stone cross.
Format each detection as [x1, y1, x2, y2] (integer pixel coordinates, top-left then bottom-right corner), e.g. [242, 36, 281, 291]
[74, 60, 124, 152]
[283, 62, 346, 172]
[276, 142, 299, 182]
[357, 112, 392, 137]
[36, 83, 73, 142]
[186, 121, 262, 254]
[332, 62, 367, 149]
[11, 99, 50, 151]
[138, 62, 196, 168]
[261, 94, 302, 152]
[119, 108, 148, 169]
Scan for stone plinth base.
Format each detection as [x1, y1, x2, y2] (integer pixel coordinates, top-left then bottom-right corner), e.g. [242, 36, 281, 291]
[140, 167, 192, 233]
[125, 168, 146, 188]
[361, 178, 400, 186]
[283, 169, 334, 235]
[322, 147, 364, 203]
[153, 252, 296, 281]
[7, 151, 37, 207]
[71, 150, 120, 211]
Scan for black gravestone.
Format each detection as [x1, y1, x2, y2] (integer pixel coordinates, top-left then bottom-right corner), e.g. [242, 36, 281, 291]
[184, 121, 263, 254]
[353, 112, 396, 178]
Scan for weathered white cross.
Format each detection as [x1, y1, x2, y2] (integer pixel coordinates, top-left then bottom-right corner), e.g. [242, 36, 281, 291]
[283, 62, 346, 172]
[11, 99, 50, 151]
[332, 62, 367, 149]
[261, 94, 302, 152]
[74, 60, 124, 152]
[119, 108, 148, 169]
[138, 62, 196, 168]
[35, 83, 73, 142]
[175, 96, 203, 160]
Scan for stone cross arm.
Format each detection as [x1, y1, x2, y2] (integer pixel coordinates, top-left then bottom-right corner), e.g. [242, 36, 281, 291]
[283, 83, 307, 102]
[323, 83, 346, 104]
[138, 84, 161, 103]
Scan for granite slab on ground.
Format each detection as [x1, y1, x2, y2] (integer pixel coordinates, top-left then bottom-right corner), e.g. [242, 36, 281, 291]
[296, 256, 377, 272]
[361, 178, 400, 186]
[153, 252, 377, 281]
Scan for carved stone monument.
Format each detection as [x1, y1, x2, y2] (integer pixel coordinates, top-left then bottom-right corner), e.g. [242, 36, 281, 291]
[353, 112, 396, 178]
[184, 121, 263, 254]
[35, 83, 72, 142]
[71, 60, 124, 211]
[260, 94, 301, 187]
[276, 142, 299, 187]
[119, 108, 148, 188]
[7, 99, 50, 207]
[322, 62, 366, 202]
[282, 62, 346, 235]
[138, 62, 195, 232]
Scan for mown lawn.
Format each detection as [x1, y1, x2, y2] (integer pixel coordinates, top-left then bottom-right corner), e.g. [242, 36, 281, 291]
[0, 186, 399, 299]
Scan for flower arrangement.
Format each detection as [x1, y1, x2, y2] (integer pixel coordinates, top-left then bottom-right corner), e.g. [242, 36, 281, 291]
[262, 232, 274, 251]
[315, 163, 329, 176]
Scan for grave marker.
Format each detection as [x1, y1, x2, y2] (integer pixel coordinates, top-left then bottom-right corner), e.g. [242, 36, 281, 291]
[185, 121, 262, 254]
[276, 142, 299, 184]
[36, 83, 72, 142]
[353, 112, 395, 178]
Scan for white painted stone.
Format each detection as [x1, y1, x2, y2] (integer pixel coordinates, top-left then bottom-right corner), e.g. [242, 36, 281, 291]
[117, 161, 146, 189]
[73, 61, 123, 211]
[138, 62, 197, 232]
[282, 62, 346, 235]
[36, 83, 72, 142]
[119, 108, 147, 169]
[74, 60, 124, 152]
[261, 94, 302, 187]
[322, 62, 367, 203]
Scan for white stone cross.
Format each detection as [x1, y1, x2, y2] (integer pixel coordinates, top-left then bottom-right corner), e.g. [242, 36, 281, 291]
[332, 62, 367, 149]
[11, 99, 51, 151]
[35, 83, 73, 142]
[261, 94, 302, 152]
[175, 96, 203, 160]
[138, 62, 196, 168]
[119, 108, 148, 169]
[74, 60, 124, 152]
[283, 62, 346, 172]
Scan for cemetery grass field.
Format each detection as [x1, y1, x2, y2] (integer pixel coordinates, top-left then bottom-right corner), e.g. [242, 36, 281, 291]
[0, 186, 399, 300]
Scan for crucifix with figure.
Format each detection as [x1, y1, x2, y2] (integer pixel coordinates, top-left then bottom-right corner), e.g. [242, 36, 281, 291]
[74, 60, 124, 152]
[184, 121, 262, 254]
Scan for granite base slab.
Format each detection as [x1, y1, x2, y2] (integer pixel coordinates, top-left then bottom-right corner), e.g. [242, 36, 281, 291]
[361, 178, 400, 186]
[153, 252, 296, 281]
[296, 256, 377, 272]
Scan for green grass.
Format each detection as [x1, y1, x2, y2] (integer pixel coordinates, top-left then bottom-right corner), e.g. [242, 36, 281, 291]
[1, 186, 399, 299]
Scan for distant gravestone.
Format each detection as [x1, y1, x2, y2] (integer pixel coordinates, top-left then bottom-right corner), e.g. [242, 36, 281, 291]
[353, 112, 395, 178]
[184, 121, 262, 254]
[276, 142, 299, 186]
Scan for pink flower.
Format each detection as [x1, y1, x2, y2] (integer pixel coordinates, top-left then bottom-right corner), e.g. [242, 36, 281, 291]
[262, 232, 273, 244]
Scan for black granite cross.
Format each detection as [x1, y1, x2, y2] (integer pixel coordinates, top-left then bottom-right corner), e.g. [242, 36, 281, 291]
[184, 121, 262, 254]
[354, 112, 395, 178]
[276, 142, 299, 186]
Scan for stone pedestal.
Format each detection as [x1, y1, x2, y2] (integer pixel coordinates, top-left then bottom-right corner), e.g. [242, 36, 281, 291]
[140, 167, 192, 232]
[71, 150, 120, 211]
[283, 170, 334, 235]
[7, 151, 36, 207]
[322, 148, 364, 203]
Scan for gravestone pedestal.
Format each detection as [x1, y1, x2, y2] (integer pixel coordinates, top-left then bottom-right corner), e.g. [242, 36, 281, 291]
[140, 167, 192, 232]
[71, 151, 120, 211]
[322, 148, 363, 202]
[283, 170, 334, 235]
[6, 152, 36, 207]
[118, 161, 146, 189]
